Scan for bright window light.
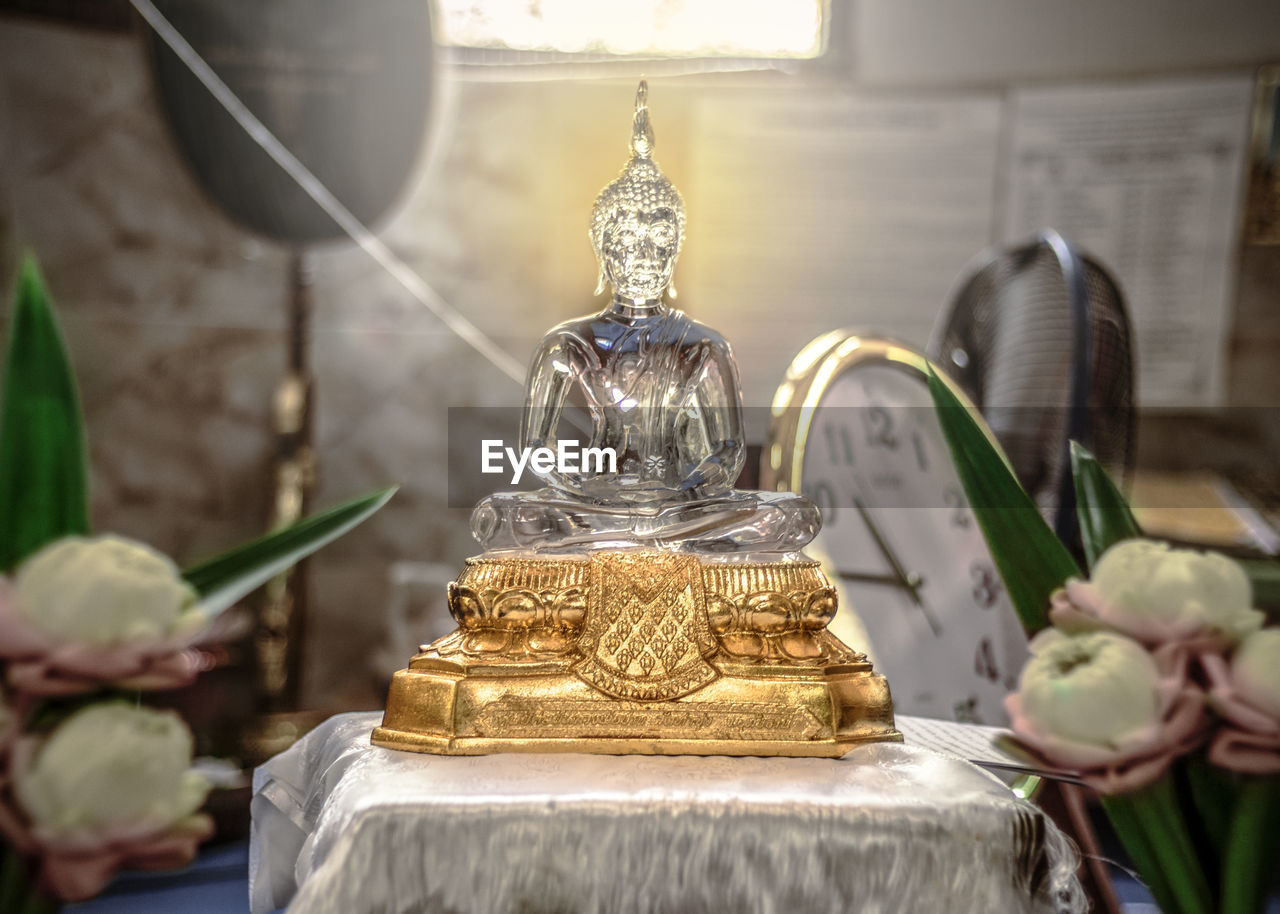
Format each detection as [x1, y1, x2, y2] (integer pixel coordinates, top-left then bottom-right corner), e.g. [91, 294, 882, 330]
[436, 0, 827, 59]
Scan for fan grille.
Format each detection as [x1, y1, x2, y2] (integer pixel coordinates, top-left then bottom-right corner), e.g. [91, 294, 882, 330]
[928, 234, 1136, 528]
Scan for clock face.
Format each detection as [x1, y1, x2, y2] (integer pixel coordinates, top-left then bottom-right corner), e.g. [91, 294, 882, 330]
[797, 351, 1028, 726]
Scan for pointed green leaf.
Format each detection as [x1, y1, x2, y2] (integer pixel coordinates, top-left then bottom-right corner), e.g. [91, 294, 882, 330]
[1069, 440, 1142, 570]
[1240, 558, 1280, 620]
[1219, 775, 1280, 914]
[183, 486, 396, 618]
[0, 255, 89, 571]
[927, 368, 1078, 635]
[1181, 755, 1235, 867]
[1102, 773, 1214, 914]
[0, 847, 24, 914]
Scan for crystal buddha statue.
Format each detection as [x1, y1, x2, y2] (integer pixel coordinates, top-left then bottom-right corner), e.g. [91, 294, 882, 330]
[472, 82, 817, 556]
[374, 82, 899, 759]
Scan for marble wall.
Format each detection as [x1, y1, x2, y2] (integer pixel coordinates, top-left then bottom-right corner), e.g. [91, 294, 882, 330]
[0, 21, 287, 565]
[2, 13, 1277, 711]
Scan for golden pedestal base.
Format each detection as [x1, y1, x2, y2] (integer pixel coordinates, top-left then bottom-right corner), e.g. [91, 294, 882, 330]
[374, 552, 899, 757]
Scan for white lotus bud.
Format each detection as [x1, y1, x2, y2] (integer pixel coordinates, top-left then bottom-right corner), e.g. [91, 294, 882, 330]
[15, 704, 209, 837]
[1017, 630, 1162, 748]
[1090, 539, 1260, 642]
[14, 535, 200, 646]
[1230, 628, 1280, 720]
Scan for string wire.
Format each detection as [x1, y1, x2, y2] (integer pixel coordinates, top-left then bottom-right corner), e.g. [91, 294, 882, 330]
[129, 0, 527, 386]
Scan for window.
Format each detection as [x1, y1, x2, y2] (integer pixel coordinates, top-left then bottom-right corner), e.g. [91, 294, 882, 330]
[436, 0, 828, 61]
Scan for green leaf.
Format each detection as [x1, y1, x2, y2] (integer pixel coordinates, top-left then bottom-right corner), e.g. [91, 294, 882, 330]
[25, 690, 138, 734]
[1069, 440, 1142, 571]
[1240, 557, 1280, 620]
[0, 845, 54, 914]
[927, 368, 1078, 635]
[183, 486, 396, 618]
[1220, 774, 1280, 914]
[0, 254, 89, 571]
[1181, 755, 1234, 870]
[0, 847, 26, 914]
[1102, 774, 1215, 914]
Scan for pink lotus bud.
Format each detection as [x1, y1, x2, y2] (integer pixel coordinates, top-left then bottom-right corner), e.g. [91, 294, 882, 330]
[14, 536, 201, 646]
[1017, 630, 1162, 749]
[1078, 539, 1262, 644]
[15, 704, 208, 838]
[1230, 629, 1280, 721]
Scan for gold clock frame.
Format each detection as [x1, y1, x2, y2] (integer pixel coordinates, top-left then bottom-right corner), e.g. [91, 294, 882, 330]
[761, 332, 992, 494]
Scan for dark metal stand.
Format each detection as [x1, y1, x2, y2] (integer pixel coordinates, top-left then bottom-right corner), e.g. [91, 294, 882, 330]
[244, 250, 320, 762]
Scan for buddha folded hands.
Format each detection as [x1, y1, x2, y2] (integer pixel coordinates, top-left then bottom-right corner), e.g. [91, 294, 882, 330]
[472, 81, 816, 555]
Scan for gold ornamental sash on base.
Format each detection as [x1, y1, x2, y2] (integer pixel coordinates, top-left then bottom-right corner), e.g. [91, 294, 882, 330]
[574, 553, 718, 701]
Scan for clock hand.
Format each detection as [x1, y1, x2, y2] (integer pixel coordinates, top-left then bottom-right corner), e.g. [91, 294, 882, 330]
[852, 496, 941, 636]
[852, 497, 920, 594]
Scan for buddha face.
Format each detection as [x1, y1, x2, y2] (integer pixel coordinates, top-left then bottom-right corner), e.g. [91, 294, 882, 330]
[598, 206, 680, 302]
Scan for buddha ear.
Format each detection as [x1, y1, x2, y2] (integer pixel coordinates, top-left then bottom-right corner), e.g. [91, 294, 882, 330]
[594, 267, 607, 297]
[666, 275, 678, 300]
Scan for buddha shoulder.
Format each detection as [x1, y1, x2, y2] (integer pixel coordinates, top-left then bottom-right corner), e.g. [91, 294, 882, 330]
[534, 310, 724, 347]
[675, 314, 730, 349]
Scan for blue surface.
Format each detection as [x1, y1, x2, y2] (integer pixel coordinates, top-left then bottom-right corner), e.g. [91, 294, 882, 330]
[65, 841, 250, 914]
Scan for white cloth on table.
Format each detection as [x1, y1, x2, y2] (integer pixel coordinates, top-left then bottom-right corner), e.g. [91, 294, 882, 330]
[250, 711, 1084, 914]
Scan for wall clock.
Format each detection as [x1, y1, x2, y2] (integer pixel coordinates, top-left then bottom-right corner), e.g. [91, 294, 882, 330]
[762, 332, 1028, 725]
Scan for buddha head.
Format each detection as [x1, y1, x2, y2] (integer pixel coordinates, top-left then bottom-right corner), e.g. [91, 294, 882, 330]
[590, 81, 686, 303]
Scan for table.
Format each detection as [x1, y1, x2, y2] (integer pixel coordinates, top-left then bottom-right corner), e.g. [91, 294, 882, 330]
[250, 712, 1084, 914]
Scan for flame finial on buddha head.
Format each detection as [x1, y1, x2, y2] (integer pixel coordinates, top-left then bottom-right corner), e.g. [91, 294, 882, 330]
[589, 81, 686, 301]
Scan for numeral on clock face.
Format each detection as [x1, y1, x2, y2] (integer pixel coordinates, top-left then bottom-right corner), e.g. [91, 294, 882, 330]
[974, 637, 1000, 682]
[862, 405, 898, 450]
[823, 423, 856, 466]
[911, 429, 929, 471]
[970, 561, 1002, 609]
[943, 487, 971, 528]
[953, 696, 981, 724]
[804, 480, 838, 526]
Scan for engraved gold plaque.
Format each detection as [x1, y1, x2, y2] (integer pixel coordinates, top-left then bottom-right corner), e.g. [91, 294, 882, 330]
[575, 553, 717, 702]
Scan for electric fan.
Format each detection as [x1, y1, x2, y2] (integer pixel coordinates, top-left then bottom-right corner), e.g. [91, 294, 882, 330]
[927, 229, 1136, 548]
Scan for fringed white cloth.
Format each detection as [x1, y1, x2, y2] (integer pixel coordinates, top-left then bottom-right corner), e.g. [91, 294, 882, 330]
[250, 712, 1084, 914]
